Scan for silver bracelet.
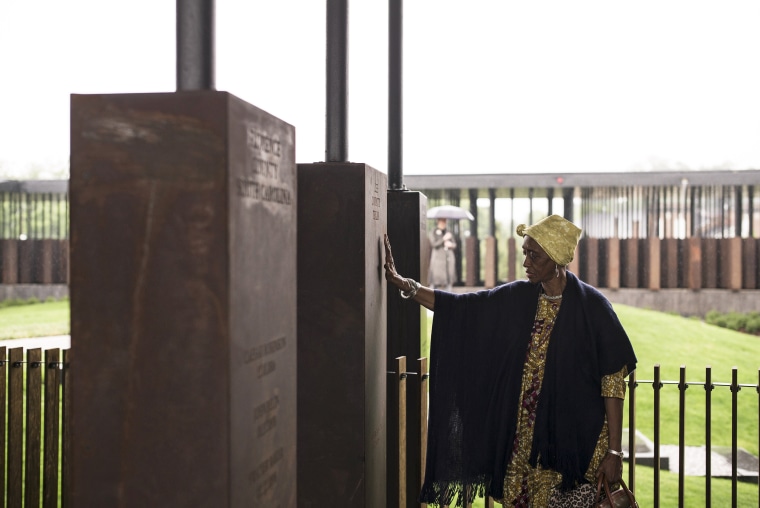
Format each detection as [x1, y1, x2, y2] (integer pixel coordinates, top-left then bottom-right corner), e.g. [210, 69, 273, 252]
[607, 449, 625, 458]
[399, 278, 420, 299]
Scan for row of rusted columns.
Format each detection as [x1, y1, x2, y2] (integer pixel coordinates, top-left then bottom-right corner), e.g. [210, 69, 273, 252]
[66, 1, 427, 507]
[465, 235, 758, 291]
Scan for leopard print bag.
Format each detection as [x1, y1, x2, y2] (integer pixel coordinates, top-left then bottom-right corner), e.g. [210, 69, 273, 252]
[547, 483, 603, 508]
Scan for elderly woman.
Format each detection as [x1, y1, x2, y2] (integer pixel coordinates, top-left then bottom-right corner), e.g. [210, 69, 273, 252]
[384, 215, 637, 507]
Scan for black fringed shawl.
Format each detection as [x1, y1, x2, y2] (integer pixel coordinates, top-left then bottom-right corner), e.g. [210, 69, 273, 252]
[419, 272, 637, 506]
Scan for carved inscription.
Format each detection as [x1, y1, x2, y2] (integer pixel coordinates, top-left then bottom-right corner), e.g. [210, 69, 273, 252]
[248, 446, 284, 499]
[245, 336, 286, 379]
[370, 178, 381, 220]
[253, 394, 279, 438]
[239, 126, 292, 205]
[247, 129, 282, 157]
[238, 180, 292, 204]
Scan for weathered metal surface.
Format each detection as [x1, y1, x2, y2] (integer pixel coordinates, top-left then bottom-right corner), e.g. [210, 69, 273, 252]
[646, 237, 661, 290]
[702, 238, 719, 289]
[607, 237, 621, 289]
[686, 237, 702, 290]
[1, 239, 17, 283]
[621, 239, 640, 288]
[584, 237, 599, 288]
[387, 190, 427, 508]
[718, 238, 742, 290]
[742, 239, 757, 289]
[297, 162, 387, 507]
[661, 238, 678, 289]
[70, 91, 296, 507]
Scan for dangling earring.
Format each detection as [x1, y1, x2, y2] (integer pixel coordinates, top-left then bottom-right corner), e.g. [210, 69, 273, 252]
[555, 265, 559, 278]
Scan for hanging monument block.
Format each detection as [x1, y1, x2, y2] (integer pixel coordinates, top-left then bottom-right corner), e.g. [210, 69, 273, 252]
[386, 189, 427, 507]
[606, 237, 620, 289]
[69, 91, 296, 507]
[584, 237, 599, 287]
[297, 162, 387, 508]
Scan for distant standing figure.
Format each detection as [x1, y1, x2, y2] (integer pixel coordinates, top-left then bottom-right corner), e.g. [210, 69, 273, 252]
[428, 218, 457, 291]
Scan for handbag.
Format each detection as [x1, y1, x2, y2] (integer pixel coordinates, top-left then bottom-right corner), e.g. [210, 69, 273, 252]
[594, 475, 638, 508]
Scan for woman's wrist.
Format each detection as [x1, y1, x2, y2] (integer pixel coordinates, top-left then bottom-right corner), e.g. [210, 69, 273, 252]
[399, 278, 420, 299]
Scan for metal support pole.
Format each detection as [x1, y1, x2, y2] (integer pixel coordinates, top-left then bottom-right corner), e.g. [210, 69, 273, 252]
[388, 0, 403, 190]
[326, 0, 349, 162]
[176, 0, 215, 91]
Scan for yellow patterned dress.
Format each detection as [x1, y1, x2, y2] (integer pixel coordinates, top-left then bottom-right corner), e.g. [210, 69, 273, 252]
[497, 294, 628, 507]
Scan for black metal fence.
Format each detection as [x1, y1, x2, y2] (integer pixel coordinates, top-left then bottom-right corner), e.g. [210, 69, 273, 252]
[0, 181, 68, 240]
[391, 357, 760, 508]
[0, 181, 69, 285]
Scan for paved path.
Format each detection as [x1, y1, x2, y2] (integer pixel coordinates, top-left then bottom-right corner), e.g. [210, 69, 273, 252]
[0, 335, 70, 350]
[660, 445, 759, 477]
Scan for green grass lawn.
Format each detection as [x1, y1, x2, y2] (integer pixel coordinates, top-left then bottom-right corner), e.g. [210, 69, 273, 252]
[618, 304, 760, 457]
[0, 299, 70, 340]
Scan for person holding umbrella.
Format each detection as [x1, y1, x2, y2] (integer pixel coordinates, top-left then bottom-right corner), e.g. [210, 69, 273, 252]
[383, 214, 637, 507]
[426, 205, 474, 291]
[428, 217, 457, 291]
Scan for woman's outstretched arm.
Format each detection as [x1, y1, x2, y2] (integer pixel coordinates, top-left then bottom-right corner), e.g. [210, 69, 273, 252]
[384, 234, 435, 311]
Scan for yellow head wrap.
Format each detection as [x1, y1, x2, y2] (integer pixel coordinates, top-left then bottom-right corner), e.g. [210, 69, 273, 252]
[516, 215, 582, 266]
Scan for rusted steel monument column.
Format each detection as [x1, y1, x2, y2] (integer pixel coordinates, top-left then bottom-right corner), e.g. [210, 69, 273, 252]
[720, 237, 742, 290]
[661, 238, 678, 288]
[645, 237, 661, 290]
[702, 238, 718, 288]
[297, 1, 388, 506]
[687, 237, 702, 289]
[606, 237, 621, 289]
[69, 4, 297, 506]
[742, 238, 757, 289]
[1, 239, 17, 284]
[70, 91, 297, 508]
[584, 237, 599, 287]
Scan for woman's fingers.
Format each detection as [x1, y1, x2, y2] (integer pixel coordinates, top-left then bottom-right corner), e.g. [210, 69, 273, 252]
[384, 235, 395, 267]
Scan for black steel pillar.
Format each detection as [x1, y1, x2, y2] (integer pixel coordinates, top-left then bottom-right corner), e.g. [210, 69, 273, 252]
[176, 0, 215, 91]
[547, 187, 554, 216]
[388, 0, 403, 190]
[562, 187, 574, 223]
[528, 187, 534, 225]
[488, 188, 496, 237]
[735, 185, 743, 237]
[488, 188, 497, 283]
[468, 189, 480, 284]
[326, 0, 349, 161]
[749, 185, 755, 237]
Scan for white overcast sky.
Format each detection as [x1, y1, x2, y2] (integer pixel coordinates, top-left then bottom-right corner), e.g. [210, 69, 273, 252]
[1, 0, 759, 179]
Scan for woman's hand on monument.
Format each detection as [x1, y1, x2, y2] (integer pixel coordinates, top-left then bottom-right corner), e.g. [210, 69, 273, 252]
[384, 234, 406, 290]
[384, 234, 436, 311]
